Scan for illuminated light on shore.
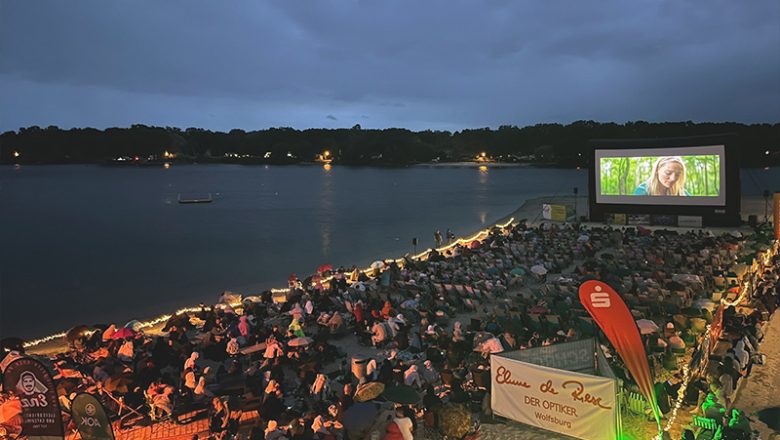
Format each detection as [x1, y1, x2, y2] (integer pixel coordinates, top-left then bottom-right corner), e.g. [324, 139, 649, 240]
[13, 151, 20, 158]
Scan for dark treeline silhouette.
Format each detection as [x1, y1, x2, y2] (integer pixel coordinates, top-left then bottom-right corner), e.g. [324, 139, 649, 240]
[1, 121, 778, 166]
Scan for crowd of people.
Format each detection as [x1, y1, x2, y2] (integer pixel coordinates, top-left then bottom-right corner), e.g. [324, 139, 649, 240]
[0, 219, 777, 440]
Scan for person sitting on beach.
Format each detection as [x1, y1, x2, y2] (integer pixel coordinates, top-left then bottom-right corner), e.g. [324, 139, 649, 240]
[147, 381, 174, 421]
[311, 405, 344, 439]
[419, 360, 439, 385]
[381, 301, 394, 320]
[117, 337, 134, 362]
[403, 364, 423, 389]
[264, 420, 287, 440]
[194, 373, 215, 400]
[372, 321, 388, 347]
[209, 397, 229, 439]
[452, 321, 465, 342]
[264, 336, 284, 360]
[724, 409, 751, 439]
[328, 312, 344, 333]
[289, 317, 305, 338]
[383, 406, 414, 440]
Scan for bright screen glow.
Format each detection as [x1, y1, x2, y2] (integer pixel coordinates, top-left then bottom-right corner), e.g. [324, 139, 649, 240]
[595, 145, 726, 206]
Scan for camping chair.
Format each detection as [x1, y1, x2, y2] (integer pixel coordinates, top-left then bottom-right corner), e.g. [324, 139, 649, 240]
[625, 392, 647, 416]
[692, 415, 720, 440]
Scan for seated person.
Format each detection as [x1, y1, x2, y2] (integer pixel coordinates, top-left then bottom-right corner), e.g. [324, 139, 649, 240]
[147, 381, 175, 421]
[328, 312, 345, 333]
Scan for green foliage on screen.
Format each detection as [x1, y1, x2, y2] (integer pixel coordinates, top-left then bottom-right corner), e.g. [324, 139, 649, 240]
[600, 155, 720, 196]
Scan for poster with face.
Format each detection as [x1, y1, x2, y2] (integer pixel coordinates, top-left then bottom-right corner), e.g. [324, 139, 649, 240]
[2, 357, 64, 440]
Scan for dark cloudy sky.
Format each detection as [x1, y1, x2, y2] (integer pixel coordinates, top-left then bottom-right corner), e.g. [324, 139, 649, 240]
[1, 1, 779, 132]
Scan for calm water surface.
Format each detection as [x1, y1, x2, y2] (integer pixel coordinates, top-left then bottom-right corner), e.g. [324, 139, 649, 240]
[2, 164, 778, 338]
[1, 164, 589, 338]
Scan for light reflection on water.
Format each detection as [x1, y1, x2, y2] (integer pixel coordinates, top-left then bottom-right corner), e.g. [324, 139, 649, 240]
[320, 165, 333, 257]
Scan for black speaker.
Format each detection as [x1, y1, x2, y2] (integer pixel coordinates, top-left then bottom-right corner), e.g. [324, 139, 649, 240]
[748, 215, 758, 227]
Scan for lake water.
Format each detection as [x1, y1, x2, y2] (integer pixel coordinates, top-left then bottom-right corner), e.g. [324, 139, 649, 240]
[1, 164, 589, 338]
[2, 164, 778, 339]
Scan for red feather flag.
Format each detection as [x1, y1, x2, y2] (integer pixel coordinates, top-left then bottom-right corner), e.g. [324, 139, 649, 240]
[579, 280, 661, 432]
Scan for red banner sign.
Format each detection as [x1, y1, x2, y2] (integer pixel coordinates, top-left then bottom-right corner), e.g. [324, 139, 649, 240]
[579, 280, 661, 432]
[774, 193, 780, 240]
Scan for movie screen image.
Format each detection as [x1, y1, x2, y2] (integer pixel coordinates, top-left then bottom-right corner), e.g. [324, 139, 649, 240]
[595, 145, 726, 206]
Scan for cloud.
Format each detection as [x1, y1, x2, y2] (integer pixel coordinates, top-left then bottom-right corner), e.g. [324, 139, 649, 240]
[0, 0, 778, 131]
[326, 114, 337, 121]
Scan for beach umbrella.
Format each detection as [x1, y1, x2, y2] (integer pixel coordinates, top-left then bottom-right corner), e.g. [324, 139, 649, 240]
[530, 265, 547, 276]
[287, 336, 313, 347]
[317, 264, 333, 274]
[577, 234, 590, 242]
[439, 404, 473, 439]
[342, 402, 379, 438]
[370, 260, 384, 270]
[510, 267, 526, 276]
[124, 320, 143, 332]
[383, 385, 419, 404]
[354, 382, 385, 403]
[111, 327, 136, 340]
[636, 319, 660, 335]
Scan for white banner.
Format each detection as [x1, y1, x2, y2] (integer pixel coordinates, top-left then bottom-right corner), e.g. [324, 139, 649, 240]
[491, 354, 618, 440]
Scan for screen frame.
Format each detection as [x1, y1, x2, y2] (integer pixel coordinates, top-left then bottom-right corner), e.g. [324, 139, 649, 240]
[594, 145, 726, 206]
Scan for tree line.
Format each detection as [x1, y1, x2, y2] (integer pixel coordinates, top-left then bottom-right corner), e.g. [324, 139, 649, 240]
[1, 121, 778, 166]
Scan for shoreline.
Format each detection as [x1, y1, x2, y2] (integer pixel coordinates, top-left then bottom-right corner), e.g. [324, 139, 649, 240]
[24, 194, 768, 355]
[24, 205, 526, 355]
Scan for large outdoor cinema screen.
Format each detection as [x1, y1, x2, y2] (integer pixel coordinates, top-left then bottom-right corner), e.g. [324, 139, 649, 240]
[595, 145, 726, 206]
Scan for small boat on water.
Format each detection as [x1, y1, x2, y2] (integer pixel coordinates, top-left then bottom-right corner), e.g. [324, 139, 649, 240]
[178, 193, 213, 204]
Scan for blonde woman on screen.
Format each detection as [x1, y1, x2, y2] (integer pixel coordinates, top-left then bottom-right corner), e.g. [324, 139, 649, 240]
[633, 156, 690, 196]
